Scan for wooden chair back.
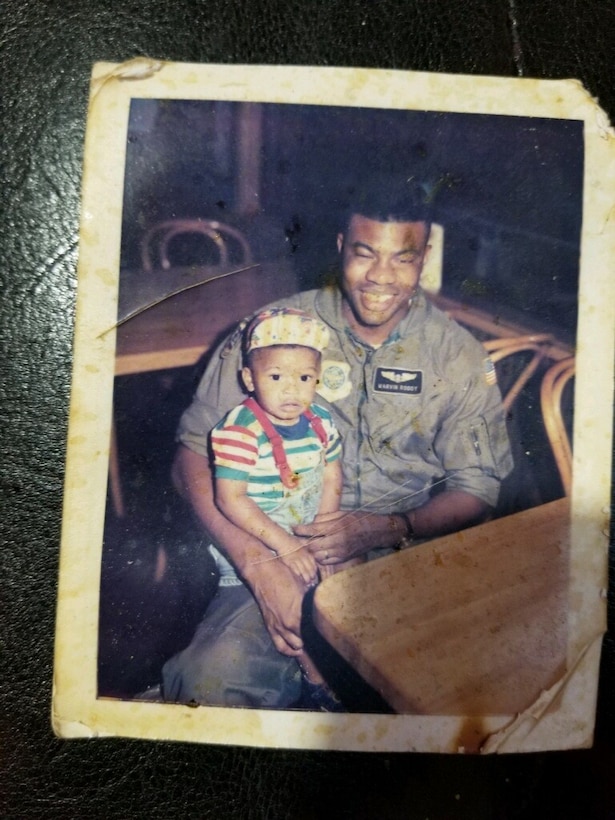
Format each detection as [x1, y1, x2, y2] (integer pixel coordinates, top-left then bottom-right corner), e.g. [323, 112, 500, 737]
[482, 334, 554, 413]
[540, 356, 575, 496]
[141, 219, 252, 271]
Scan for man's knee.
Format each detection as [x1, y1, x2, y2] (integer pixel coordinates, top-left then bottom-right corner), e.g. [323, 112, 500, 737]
[162, 588, 301, 708]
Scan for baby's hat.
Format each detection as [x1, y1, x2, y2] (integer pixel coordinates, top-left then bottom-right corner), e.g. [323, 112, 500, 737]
[244, 307, 330, 355]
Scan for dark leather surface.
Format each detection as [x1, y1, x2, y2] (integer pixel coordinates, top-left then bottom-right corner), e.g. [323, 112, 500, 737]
[2, 1, 614, 816]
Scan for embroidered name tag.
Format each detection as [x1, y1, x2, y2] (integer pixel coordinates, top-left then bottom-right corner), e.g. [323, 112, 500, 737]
[373, 367, 422, 394]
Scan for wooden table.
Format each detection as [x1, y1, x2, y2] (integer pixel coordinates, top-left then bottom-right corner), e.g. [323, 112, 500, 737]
[313, 498, 569, 715]
[115, 261, 298, 375]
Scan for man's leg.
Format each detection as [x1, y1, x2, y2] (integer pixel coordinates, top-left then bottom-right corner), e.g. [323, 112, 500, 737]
[162, 584, 302, 708]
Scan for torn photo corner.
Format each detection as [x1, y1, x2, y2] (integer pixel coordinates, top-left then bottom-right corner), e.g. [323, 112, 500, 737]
[54, 61, 614, 753]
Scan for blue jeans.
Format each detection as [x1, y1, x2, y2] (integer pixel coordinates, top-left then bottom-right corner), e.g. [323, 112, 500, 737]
[162, 583, 302, 708]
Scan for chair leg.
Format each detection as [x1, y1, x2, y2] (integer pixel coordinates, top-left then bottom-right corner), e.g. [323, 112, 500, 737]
[109, 417, 125, 517]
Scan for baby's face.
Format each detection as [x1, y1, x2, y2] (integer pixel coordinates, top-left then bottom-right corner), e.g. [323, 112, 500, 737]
[242, 345, 321, 426]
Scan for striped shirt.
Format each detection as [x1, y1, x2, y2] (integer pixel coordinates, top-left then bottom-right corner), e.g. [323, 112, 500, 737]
[211, 401, 341, 513]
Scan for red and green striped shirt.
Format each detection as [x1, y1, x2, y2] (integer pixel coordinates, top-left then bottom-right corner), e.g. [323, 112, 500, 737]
[211, 401, 341, 513]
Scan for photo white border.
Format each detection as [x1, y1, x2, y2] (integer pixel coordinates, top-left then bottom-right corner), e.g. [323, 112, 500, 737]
[53, 61, 614, 753]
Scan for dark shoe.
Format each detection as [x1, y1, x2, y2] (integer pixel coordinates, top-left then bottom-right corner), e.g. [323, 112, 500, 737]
[133, 684, 163, 701]
[300, 677, 346, 712]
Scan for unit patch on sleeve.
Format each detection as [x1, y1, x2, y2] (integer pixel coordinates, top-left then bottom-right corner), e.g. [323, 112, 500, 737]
[316, 360, 353, 402]
[373, 367, 422, 394]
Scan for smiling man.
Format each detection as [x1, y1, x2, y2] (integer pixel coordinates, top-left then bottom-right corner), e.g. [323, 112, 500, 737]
[338, 214, 431, 345]
[162, 177, 513, 710]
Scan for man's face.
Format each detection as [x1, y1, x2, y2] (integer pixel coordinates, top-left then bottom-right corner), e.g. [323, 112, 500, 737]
[338, 214, 431, 345]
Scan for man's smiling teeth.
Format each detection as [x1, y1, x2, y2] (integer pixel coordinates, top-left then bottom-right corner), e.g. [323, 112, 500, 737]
[363, 292, 393, 304]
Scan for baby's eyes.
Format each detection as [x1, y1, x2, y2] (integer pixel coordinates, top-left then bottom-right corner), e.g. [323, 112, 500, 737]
[268, 373, 313, 382]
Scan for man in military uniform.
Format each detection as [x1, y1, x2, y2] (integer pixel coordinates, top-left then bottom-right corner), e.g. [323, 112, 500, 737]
[162, 180, 513, 708]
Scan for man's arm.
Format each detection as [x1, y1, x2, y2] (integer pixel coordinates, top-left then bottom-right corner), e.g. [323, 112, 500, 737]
[297, 489, 490, 566]
[172, 444, 306, 656]
[404, 489, 491, 537]
[298, 319, 508, 565]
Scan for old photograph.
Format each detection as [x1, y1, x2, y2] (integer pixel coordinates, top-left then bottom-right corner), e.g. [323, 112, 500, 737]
[53, 62, 613, 753]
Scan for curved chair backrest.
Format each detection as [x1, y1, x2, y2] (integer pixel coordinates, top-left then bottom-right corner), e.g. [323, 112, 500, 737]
[482, 334, 554, 413]
[540, 356, 575, 497]
[141, 219, 253, 271]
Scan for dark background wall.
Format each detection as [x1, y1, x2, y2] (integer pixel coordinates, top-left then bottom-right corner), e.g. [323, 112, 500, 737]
[2, 1, 614, 817]
[121, 101, 583, 335]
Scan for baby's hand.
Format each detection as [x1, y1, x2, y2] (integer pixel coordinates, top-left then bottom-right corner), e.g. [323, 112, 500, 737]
[278, 545, 318, 586]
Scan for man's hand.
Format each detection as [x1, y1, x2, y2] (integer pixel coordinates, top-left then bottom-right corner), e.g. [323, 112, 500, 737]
[295, 491, 493, 566]
[243, 557, 308, 657]
[294, 510, 401, 566]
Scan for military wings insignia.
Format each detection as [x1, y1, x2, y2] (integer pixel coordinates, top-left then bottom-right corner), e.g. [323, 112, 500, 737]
[380, 370, 418, 383]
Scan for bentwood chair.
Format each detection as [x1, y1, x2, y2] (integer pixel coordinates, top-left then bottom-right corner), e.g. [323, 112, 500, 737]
[112, 220, 254, 517]
[141, 218, 253, 272]
[482, 334, 554, 413]
[540, 356, 575, 497]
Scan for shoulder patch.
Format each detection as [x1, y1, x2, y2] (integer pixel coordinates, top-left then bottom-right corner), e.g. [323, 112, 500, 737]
[317, 360, 352, 402]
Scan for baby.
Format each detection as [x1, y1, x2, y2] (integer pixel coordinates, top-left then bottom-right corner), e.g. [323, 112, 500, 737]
[210, 307, 343, 706]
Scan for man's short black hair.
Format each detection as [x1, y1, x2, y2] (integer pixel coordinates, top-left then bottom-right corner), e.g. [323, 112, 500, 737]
[342, 174, 433, 232]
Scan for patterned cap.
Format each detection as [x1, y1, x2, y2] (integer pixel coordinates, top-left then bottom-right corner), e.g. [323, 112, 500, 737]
[244, 307, 330, 354]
